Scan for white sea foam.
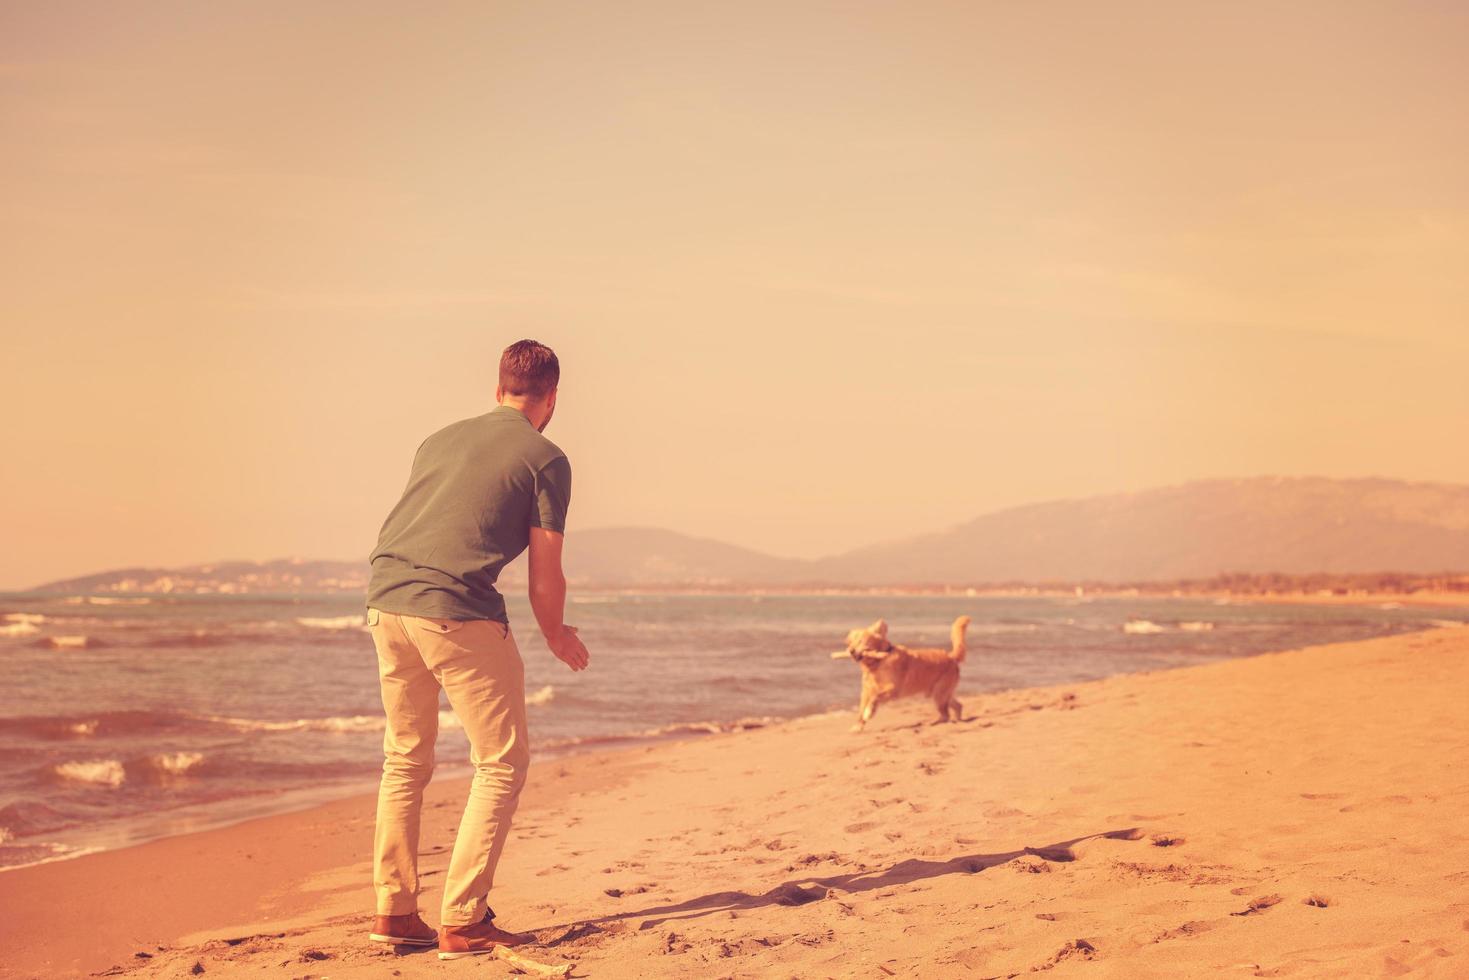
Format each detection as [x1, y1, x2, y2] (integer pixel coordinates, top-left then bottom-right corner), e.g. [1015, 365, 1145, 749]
[68, 720, 99, 737]
[46, 635, 93, 649]
[1122, 620, 1165, 634]
[526, 685, 555, 707]
[85, 597, 150, 606]
[313, 716, 384, 733]
[207, 713, 385, 734]
[970, 622, 1041, 634]
[296, 615, 367, 631]
[153, 751, 205, 774]
[0, 842, 104, 871]
[1429, 619, 1467, 628]
[0, 826, 12, 845]
[3, 612, 46, 624]
[1179, 621, 1215, 632]
[0, 622, 41, 638]
[54, 759, 126, 788]
[637, 716, 777, 738]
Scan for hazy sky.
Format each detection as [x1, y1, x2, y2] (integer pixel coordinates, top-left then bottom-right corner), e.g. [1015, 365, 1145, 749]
[3, 1, 1466, 588]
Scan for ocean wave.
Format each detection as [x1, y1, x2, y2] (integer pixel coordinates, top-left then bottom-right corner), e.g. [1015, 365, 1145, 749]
[67, 596, 152, 606]
[1123, 620, 1214, 634]
[150, 751, 205, 775]
[638, 717, 776, 737]
[0, 710, 207, 741]
[41, 635, 98, 650]
[205, 713, 385, 734]
[0, 621, 41, 638]
[143, 630, 232, 649]
[0, 801, 69, 836]
[1429, 619, 1467, 628]
[295, 615, 367, 631]
[3, 612, 47, 624]
[52, 759, 126, 788]
[536, 715, 780, 753]
[201, 689, 558, 738]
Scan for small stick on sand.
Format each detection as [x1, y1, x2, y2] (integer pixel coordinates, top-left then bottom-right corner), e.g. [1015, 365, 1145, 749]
[494, 944, 572, 977]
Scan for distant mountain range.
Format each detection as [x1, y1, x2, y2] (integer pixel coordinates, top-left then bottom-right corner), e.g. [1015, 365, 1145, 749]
[29, 477, 1469, 594]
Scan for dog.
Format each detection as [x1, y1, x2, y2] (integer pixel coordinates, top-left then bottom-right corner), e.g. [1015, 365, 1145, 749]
[831, 616, 971, 731]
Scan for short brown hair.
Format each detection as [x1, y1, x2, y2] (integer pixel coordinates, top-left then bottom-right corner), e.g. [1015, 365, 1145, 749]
[499, 339, 560, 399]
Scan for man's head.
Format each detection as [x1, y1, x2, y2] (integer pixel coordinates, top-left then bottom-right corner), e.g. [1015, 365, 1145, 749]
[496, 339, 560, 431]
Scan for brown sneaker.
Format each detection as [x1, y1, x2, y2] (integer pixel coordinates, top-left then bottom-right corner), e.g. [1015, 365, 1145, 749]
[437, 909, 534, 960]
[368, 911, 438, 947]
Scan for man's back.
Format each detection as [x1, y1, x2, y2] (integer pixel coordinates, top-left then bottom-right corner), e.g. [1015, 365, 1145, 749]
[367, 405, 571, 623]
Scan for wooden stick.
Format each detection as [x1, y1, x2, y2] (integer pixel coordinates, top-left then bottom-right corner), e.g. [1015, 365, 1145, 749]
[494, 944, 572, 977]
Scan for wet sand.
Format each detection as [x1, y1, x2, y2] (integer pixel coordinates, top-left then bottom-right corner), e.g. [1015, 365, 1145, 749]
[3, 627, 1466, 978]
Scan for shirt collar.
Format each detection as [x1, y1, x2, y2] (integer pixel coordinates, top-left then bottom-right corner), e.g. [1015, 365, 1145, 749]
[491, 404, 533, 426]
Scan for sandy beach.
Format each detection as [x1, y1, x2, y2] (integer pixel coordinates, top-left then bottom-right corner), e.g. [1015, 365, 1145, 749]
[3, 626, 1466, 979]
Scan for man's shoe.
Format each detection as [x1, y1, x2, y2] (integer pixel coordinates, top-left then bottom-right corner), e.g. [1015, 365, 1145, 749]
[369, 911, 438, 947]
[438, 909, 534, 960]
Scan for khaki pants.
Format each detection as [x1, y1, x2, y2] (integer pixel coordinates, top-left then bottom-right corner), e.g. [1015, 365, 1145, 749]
[367, 608, 530, 926]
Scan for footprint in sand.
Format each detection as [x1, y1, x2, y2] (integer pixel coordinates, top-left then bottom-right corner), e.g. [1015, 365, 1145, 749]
[1152, 920, 1215, 942]
[1343, 794, 1414, 812]
[844, 821, 878, 833]
[1230, 894, 1284, 916]
[983, 805, 1026, 819]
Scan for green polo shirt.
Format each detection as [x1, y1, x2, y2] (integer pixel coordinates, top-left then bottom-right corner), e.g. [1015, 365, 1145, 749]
[367, 405, 571, 623]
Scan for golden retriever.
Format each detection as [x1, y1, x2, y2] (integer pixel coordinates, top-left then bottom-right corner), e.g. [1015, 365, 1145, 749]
[831, 616, 972, 731]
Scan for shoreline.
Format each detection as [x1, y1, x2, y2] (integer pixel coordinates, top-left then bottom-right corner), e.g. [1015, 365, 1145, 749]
[6, 600, 1467, 879]
[3, 625, 1466, 977]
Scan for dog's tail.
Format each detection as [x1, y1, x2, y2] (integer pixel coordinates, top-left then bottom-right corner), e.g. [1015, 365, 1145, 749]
[950, 615, 972, 662]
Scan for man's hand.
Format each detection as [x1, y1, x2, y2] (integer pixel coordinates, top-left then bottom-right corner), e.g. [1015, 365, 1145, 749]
[547, 624, 589, 672]
[528, 527, 588, 671]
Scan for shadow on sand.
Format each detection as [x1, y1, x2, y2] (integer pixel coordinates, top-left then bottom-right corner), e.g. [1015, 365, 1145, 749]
[556, 828, 1140, 933]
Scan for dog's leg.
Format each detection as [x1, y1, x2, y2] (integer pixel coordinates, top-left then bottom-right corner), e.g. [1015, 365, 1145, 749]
[949, 698, 964, 722]
[851, 694, 878, 733]
[932, 673, 961, 724]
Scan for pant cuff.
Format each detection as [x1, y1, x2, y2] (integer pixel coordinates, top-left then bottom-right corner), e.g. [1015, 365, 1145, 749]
[376, 897, 419, 916]
[441, 900, 486, 928]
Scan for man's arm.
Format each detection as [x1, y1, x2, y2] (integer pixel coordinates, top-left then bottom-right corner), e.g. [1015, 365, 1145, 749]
[528, 526, 589, 671]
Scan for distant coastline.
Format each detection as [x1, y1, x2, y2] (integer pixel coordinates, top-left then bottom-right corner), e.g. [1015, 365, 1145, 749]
[18, 565, 1469, 606]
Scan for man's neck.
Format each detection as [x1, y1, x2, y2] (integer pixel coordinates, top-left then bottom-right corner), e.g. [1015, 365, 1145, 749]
[498, 397, 542, 428]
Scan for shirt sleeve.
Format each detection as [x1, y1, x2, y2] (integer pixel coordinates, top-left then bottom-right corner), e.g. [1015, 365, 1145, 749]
[531, 455, 572, 534]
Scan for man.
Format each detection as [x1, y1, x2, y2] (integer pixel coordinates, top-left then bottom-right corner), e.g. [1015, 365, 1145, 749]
[363, 339, 590, 960]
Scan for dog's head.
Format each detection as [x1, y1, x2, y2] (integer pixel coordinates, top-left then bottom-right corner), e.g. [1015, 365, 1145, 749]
[831, 618, 894, 664]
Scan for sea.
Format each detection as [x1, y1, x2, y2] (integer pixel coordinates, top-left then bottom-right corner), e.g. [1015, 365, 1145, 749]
[2, 591, 1465, 871]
